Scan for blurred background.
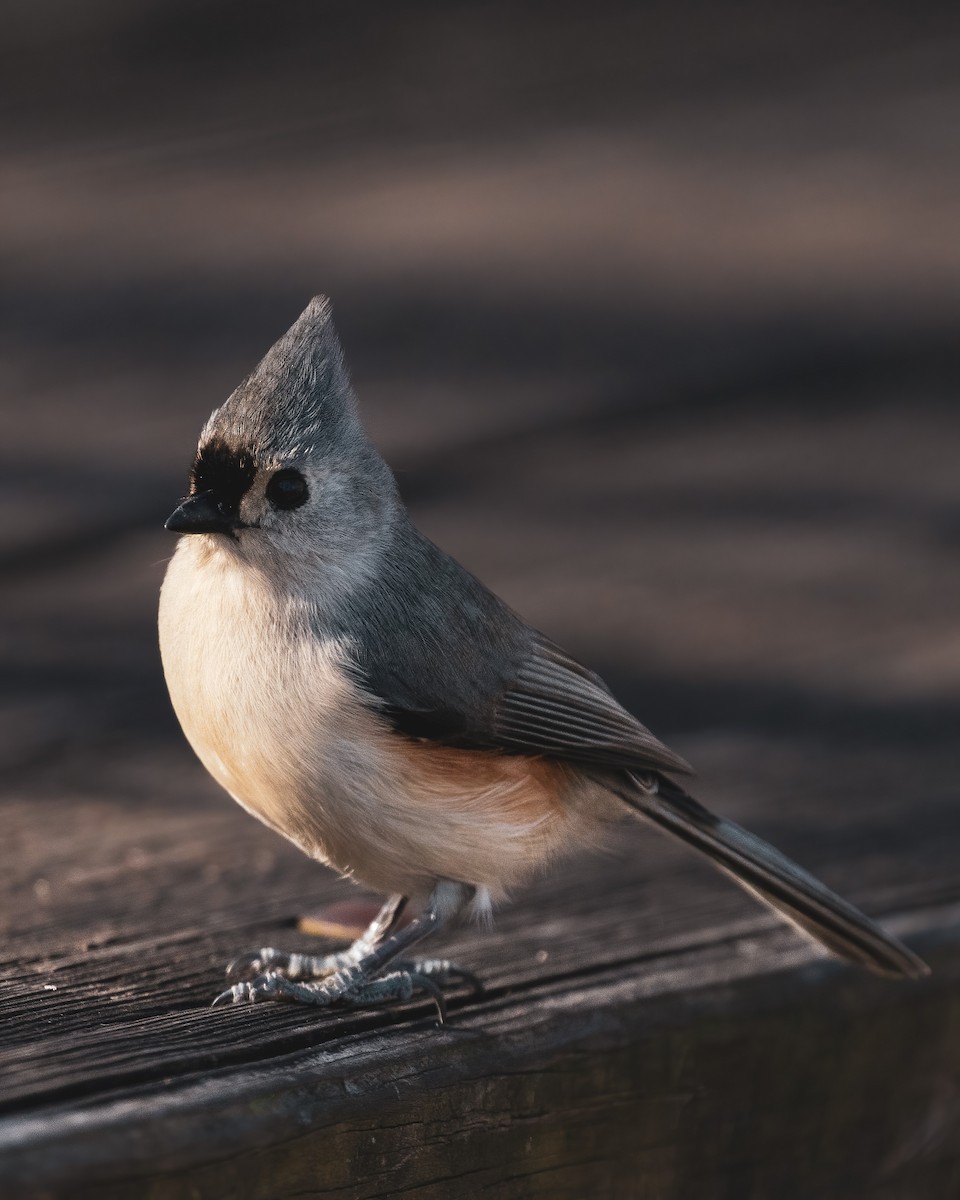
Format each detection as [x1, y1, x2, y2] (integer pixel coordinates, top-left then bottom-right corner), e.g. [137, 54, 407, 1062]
[3, 3, 960, 948]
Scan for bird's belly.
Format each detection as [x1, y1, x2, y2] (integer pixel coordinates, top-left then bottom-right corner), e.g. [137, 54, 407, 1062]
[159, 543, 598, 899]
[310, 738, 595, 900]
[182, 680, 590, 899]
[210, 711, 593, 902]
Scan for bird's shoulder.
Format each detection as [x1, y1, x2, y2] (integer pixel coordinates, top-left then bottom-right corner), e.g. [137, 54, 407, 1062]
[339, 525, 692, 777]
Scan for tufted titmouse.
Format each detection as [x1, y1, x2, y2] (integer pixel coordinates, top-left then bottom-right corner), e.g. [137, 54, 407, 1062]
[158, 298, 928, 1016]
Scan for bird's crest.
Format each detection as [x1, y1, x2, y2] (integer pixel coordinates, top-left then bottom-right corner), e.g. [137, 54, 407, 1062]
[201, 296, 361, 461]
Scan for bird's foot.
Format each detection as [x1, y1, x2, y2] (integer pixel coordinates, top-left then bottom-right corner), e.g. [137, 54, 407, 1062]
[212, 957, 479, 1021]
[214, 951, 481, 1019]
[224, 946, 346, 983]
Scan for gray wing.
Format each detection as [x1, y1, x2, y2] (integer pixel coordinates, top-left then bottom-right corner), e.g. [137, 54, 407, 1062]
[349, 524, 693, 777]
[492, 635, 693, 775]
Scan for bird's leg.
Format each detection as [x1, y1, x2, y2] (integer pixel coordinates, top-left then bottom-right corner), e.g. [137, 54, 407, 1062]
[214, 881, 480, 1019]
[224, 894, 408, 983]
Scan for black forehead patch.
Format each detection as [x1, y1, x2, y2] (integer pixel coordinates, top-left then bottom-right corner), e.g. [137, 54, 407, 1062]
[190, 438, 257, 512]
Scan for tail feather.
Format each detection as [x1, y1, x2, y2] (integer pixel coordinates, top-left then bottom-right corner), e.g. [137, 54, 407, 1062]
[620, 772, 929, 980]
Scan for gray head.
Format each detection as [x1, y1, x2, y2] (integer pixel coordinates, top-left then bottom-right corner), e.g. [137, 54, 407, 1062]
[166, 297, 400, 593]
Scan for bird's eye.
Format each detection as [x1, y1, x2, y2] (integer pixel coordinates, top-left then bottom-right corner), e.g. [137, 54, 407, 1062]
[266, 469, 309, 510]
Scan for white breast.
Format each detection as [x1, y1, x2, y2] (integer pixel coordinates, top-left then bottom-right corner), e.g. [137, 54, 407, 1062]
[159, 537, 368, 843]
[159, 537, 599, 902]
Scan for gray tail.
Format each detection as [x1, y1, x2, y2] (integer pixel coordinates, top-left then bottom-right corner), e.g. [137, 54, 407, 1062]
[619, 772, 929, 980]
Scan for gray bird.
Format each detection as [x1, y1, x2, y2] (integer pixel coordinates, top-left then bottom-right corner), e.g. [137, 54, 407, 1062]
[158, 297, 928, 1016]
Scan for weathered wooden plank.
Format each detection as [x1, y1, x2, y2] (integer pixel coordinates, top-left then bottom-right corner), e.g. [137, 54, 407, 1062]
[2, 898, 958, 1200]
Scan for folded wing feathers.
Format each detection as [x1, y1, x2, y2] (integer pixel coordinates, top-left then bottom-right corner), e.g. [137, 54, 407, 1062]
[494, 639, 694, 775]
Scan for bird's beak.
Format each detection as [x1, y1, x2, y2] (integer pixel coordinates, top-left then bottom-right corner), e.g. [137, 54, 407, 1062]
[165, 491, 236, 535]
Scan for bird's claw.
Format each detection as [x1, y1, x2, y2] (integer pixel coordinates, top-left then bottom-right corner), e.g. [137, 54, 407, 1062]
[212, 970, 286, 1006]
[212, 963, 450, 1021]
[405, 958, 484, 996]
[224, 948, 285, 983]
[214, 943, 484, 1016]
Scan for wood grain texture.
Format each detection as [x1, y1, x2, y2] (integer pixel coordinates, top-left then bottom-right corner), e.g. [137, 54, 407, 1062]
[2, 899, 959, 1200]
